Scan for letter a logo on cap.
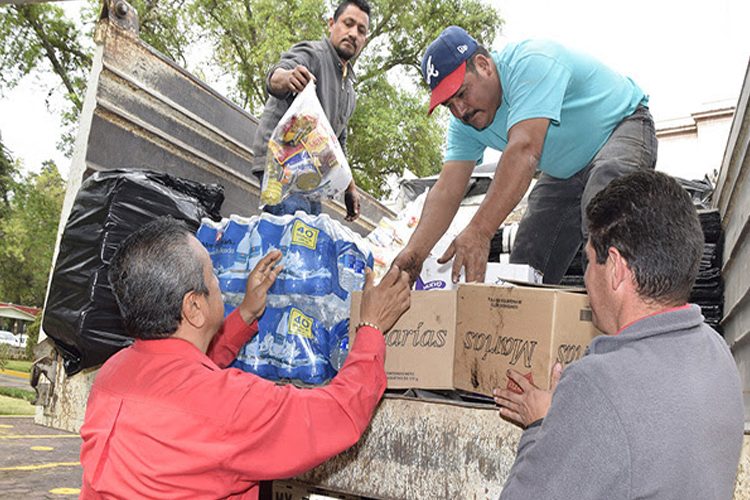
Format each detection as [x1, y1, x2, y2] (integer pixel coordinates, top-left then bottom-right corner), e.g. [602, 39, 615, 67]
[425, 55, 439, 85]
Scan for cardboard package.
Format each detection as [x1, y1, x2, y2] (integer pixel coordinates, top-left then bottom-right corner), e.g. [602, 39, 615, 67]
[415, 259, 541, 290]
[484, 262, 543, 286]
[350, 284, 600, 396]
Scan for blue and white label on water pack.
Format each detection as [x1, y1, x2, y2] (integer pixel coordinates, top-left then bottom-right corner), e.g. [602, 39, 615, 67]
[196, 219, 223, 269]
[231, 304, 334, 384]
[247, 218, 285, 266]
[273, 218, 336, 296]
[213, 217, 248, 272]
[197, 212, 373, 385]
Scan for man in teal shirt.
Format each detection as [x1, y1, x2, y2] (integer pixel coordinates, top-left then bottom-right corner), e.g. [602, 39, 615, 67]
[394, 26, 657, 284]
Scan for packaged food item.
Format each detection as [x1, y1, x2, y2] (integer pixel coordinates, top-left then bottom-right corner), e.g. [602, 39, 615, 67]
[260, 83, 352, 207]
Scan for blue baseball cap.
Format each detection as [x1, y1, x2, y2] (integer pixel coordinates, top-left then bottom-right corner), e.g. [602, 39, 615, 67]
[421, 26, 478, 114]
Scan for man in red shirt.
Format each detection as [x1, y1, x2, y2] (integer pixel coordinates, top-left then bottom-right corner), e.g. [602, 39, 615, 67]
[80, 217, 411, 499]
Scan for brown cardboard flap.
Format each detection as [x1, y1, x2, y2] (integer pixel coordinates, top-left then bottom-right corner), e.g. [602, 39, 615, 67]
[350, 291, 458, 390]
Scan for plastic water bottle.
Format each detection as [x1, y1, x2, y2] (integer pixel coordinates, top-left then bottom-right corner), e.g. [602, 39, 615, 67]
[337, 245, 366, 295]
[247, 222, 263, 269]
[276, 216, 334, 296]
[216, 218, 246, 272]
[329, 335, 350, 372]
[233, 229, 251, 272]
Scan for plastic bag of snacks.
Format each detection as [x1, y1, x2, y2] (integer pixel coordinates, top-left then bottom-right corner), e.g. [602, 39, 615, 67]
[260, 82, 352, 207]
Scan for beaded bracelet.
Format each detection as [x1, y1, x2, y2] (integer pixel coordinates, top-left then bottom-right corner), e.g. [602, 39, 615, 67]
[355, 321, 381, 333]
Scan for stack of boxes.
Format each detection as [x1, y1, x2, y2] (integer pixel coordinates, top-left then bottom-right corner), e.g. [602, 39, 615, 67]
[350, 261, 600, 397]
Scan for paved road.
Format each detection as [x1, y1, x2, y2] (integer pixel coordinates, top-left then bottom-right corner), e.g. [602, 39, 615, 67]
[0, 372, 33, 390]
[0, 370, 81, 497]
[0, 416, 82, 498]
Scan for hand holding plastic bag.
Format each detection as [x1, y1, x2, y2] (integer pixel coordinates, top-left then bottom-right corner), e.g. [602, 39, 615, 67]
[261, 82, 352, 207]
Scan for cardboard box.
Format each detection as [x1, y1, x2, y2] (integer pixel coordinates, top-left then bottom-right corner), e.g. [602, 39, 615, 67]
[415, 259, 541, 290]
[350, 284, 600, 396]
[352, 290, 458, 388]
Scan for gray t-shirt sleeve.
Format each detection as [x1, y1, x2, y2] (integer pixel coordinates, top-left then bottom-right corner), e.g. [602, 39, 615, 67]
[265, 41, 321, 99]
[499, 367, 631, 500]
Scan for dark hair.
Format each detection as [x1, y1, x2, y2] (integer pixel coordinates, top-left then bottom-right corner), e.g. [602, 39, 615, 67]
[465, 46, 491, 73]
[586, 170, 703, 305]
[108, 216, 208, 340]
[333, 0, 370, 20]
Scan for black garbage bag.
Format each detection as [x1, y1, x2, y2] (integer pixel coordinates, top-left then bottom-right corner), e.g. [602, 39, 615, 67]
[677, 176, 714, 210]
[43, 169, 224, 376]
[698, 209, 722, 244]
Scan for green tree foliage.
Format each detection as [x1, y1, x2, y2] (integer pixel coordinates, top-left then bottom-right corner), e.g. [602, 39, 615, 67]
[188, 0, 328, 109]
[0, 162, 65, 307]
[357, 0, 501, 83]
[110, 0, 195, 66]
[0, 0, 503, 196]
[0, 3, 91, 105]
[0, 141, 16, 214]
[347, 76, 445, 196]
[0, 3, 94, 154]
[187, 0, 502, 195]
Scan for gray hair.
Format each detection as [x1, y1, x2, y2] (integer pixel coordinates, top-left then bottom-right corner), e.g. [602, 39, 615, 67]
[108, 216, 209, 339]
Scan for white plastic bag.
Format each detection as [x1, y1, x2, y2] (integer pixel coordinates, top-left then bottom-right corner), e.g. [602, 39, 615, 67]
[260, 82, 353, 207]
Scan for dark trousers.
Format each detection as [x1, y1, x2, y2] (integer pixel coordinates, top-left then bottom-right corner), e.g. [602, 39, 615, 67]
[510, 106, 658, 284]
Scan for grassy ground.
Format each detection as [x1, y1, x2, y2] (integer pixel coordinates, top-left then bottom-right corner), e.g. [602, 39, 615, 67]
[0, 386, 35, 402]
[0, 362, 36, 415]
[4, 359, 32, 373]
[0, 394, 35, 415]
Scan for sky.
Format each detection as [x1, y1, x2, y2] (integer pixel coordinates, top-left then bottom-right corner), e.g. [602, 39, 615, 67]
[0, 0, 748, 180]
[492, 0, 749, 121]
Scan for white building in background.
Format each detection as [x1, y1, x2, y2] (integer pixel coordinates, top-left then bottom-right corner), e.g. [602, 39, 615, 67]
[655, 100, 735, 182]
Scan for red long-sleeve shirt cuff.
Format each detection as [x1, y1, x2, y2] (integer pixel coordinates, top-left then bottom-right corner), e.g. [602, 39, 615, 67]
[207, 309, 258, 368]
[350, 325, 385, 359]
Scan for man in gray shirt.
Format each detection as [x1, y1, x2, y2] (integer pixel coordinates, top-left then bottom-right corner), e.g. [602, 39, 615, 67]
[251, 0, 369, 221]
[494, 170, 744, 499]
